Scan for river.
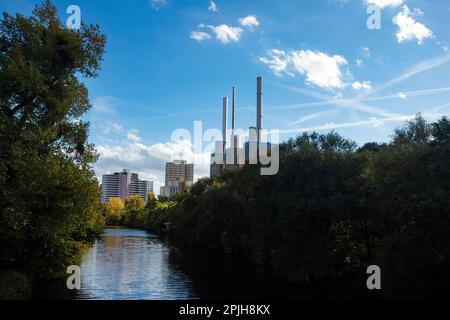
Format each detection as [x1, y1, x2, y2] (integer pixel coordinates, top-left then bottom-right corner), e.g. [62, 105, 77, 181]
[33, 227, 309, 300]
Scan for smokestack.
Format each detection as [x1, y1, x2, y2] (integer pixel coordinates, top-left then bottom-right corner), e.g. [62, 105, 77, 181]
[232, 87, 236, 133]
[257, 77, 263, 141]
[222, 97, 228, 151]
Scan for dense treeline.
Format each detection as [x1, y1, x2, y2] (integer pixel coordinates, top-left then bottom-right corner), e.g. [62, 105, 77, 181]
[138, 115, 450, 298]
[104, 193, 175, 230]
[0, 0, 106, 289]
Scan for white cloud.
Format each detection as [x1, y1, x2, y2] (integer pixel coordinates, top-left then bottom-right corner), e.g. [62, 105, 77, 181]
[92, 96, 119, 115]
[239, 15, 260, 29]
[393, 5, 433, 44]
[365, 0, 403, 8]
[290, 109, 338, 125]
[356, 59, 364, 67]
[396, 92, 407, 99]
[96, 138, 211, 195]
[127, 131, 141, 143]
[259, 49, 292, 76]
[101, 123, 123, 135]
[149, 0, 167, 10]
[290, 51, 348, 89]
[352, 81, 373, 91]
[362, 46, 371, 58]
[208, 24, 243, 44]
[260, 49, 349, 90]
[208, 1, 218, 12]
[190, 31, 211, 41]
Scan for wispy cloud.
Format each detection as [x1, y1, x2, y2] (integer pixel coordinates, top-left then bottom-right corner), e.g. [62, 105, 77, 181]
[360, 54, 450, 98]
[274, 82, 400, 118]
[352, 81, 373, 91]
[149, 0, 167, 10]
[289, 109, 340, 125]
[365, 0, 403, 9]
[363, 87, 450, 102]
[92, 96, 121, 115]
[190, 31, 211, 41]
[279, 109, 449, 135]
[208, 1, 218, 12]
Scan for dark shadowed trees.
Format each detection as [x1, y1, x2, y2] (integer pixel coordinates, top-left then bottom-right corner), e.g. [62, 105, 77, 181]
[148, 115, 450, 298]
[0, 0, 106, 279]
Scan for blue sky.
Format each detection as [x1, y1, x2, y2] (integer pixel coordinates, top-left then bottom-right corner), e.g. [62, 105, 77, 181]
[2, 0, 450, 191]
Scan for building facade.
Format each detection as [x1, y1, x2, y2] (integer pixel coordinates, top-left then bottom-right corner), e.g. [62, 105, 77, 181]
[160, 160, 194, 198]
[102, 169, 153, 204]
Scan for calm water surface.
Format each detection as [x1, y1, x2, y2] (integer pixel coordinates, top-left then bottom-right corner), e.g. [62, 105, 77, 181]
[34, 227, 312, 300]
[76, 228, 198, 300]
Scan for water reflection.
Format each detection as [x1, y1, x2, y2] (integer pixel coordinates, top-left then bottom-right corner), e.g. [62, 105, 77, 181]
[77, 228, 198, 300]
[33, 227, 321, 300]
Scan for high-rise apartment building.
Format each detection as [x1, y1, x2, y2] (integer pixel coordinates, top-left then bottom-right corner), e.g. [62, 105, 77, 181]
[160, 160, 194, 198]
[101, 169, 153, 204]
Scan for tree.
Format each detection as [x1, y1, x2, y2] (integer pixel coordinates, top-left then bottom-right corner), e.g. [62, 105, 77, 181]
[393, 114, 431, 145]
[150, 122, 450, 298]
[0, 0, 106, 279]
[147, 192, 157, 209]
[124, 195, 147, 227]
[105, 197, 125, 225]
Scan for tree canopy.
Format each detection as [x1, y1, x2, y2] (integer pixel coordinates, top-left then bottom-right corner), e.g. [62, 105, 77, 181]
[0, 0, 106, 279]
[145, 115, 450, 298]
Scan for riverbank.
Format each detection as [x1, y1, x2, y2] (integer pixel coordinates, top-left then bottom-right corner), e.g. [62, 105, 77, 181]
[0, 269, 31, 300]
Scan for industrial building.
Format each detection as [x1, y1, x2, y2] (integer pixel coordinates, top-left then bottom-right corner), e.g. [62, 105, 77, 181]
[101, 169, 153, 204]
[210, 76, 272, 177]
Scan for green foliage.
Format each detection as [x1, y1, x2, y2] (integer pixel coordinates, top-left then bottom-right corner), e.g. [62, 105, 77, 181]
[146, 201, 176, 233]
[146, 192, 157, 209]
[123, 195, 147, 227]
[104, 197, 125, 225]
[147, 115, 450, 298]
[0, 1, 106, 279]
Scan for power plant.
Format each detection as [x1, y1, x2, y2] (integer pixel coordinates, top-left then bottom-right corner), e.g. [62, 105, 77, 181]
[210, 76, 270, 177]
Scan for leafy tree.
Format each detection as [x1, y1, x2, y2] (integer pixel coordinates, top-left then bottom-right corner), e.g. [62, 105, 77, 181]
[0, 0, 106, 279]
[147, 118, 450, 298]
[146, 192, 157, 209]
[105, 197, 125, 225]
[393, 114, 431, 145]
[124, 195, 147, 227]
[158, 195, 169, 203]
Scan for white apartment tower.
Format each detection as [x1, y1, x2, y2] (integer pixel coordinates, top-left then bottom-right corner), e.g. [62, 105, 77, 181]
[102, 169, 153, 204]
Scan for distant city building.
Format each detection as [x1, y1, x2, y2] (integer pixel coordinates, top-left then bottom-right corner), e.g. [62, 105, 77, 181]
[102, 169, 153, 203]
[160, 160, 194, 198]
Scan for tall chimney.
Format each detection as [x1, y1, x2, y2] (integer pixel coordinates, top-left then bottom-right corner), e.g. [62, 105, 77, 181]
[222, 97, 228, 152]
[232, 87, 236, 133]
[256, 77, 263, 142]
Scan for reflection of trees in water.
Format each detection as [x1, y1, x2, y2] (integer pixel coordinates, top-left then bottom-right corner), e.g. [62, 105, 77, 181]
[102, 236, 123, 247]
[167, 246, 305, 299]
